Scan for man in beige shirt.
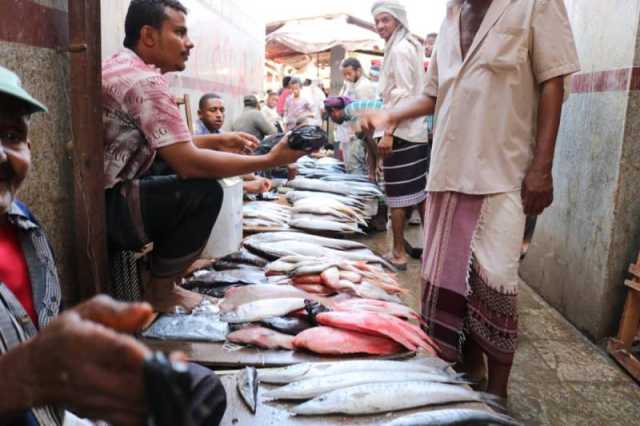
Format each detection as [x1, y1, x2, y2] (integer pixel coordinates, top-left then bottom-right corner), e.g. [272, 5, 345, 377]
[363, 0, 579, 398]
[371, 0, 431, 270]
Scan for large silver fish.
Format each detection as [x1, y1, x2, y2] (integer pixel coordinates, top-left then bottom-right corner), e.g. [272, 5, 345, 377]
[221, 298, 306, 323]
[258, 358, 449, 384]
[220, 285, 307, 312]
[287, 177, 382, 198]
[243, 231, 367, 251]
[289, 216, 363, 235]
[264, 371, 467, 400]
[290, 382, 497, 416]
[286, 190, 367, 210]
[384, 409, 523, 426]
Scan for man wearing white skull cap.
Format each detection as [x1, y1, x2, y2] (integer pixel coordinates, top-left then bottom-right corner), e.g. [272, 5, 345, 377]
[372, 0, 431, 271]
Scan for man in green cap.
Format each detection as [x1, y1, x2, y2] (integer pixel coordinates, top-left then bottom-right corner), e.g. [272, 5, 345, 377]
[0, 65, 227, 425]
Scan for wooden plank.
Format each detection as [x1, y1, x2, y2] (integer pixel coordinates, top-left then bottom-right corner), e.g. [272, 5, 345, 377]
[141, 339, 414, 369]
[616, 289, 640, 350]
[607, 339, 640, 382]
[218, 365, 493, 426]
[68, 0, 109, 301]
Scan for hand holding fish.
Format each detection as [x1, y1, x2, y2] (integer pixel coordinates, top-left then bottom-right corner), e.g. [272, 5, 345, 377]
[267, 134, 306, 167]
[17, 296, 154, 425]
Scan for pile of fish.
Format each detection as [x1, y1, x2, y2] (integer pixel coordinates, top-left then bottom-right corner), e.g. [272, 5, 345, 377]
[253, 358, 521, 424]
[217, 279, 435, 356]
[266, 255, 404, 302]
[243, 201, 291, 230]
[242, 231, 394, 270]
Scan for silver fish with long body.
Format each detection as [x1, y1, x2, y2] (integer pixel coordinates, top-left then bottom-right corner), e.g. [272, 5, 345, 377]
[383, 409, 523, 426]
[257, 358, 449, 384]
[290, 381, 497, 416]
[264, 371, 467, 400]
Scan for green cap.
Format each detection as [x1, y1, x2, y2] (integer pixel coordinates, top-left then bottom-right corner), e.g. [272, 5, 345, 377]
[0, 66, 47, 114]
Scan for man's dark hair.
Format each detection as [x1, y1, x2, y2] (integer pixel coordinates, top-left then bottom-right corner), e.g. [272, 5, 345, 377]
[304, 79, 312, 86]
[341, 58, 362, 70]
[243, 95, 258, 108]
[289, 77, 302, 86]
[123, 0, 188, 49]
[198, 93, 222, 110]
[282, 76, 292, 88]
[427, 32, 438, 39]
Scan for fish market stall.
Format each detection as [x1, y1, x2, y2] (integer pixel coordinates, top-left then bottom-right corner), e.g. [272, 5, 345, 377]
[216, 358, 520, 426]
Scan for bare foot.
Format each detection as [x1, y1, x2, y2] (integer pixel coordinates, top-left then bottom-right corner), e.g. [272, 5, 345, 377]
[384, 251, 408, 271]
[145, 284, 204, 313]
[185, 257, 215, 276]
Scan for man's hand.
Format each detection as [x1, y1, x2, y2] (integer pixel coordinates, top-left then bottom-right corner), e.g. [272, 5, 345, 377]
[377, 134, 394, 158]
[25, 296, 154, 426]
[360, 111, 396, 134]
[267, 135, 306, 167]
[521, 166, 553, 215]
[244, 177, 272, 194]
[220, 132, 259, 154]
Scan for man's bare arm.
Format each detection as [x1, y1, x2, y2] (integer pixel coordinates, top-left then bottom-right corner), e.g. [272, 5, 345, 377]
[522, 76, 565, 215]
[159, 136, 303, 180]
[360, 95, 437, 133]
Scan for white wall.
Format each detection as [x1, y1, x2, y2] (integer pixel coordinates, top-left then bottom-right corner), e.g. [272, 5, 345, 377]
[100, 0, 266, 127]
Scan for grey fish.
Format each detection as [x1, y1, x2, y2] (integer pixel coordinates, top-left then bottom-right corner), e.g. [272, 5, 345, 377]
[142, 313, 229, 342]
[290, 381, 497, 416]
[183, 269, 267, 288]
[220, 249, 268, 267]
[286, 190, 367, 210]
[290, 216, 364, 235]
[243, 231, 367, 250]
[384, 409, 523, 426]
[237, 367, 259, 414]
[246, 241, 395, 271]
[260, 316, 313, 336]
[265, 371, 467, 400]
[287, 177, 382, 198]
[221, 298, 307, 323]
[258, 358, 449, 384]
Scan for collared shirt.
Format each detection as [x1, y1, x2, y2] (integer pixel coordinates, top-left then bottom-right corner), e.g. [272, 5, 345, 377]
[262, 106, 284, 132]
[102, 49, 192, 189]
[0, 201, 63, 425]
[380, 32, 430, 144]
[425, 0, 580, 194]
[354, 76, 377, 101]
[194, 119, 221, 136]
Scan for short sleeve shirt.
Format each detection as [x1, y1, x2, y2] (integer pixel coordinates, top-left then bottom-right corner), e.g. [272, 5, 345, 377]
[424, 0, 580, 194]
[102, 49, 192, 188]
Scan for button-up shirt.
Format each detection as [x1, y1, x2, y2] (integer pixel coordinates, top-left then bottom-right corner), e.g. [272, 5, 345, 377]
[380, 33, 430, 144]
[102, 49, 192, 189]
[425, 0, 580, 194]
[0, 201, 63, 425]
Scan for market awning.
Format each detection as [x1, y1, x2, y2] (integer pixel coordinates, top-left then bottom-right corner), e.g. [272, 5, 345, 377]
[266, 14, 384, 64]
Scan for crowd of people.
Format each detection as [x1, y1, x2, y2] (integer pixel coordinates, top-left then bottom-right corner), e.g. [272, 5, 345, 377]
[0, 0, 580, 424]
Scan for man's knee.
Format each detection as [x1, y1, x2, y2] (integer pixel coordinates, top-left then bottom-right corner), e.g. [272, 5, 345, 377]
[188, 363, 227, 426]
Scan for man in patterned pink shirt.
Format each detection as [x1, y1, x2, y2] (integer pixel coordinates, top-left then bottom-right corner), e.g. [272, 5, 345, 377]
[103, 0, 304, 313]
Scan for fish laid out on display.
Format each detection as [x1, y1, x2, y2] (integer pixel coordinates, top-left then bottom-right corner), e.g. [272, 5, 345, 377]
[218, 249, 268, 268]
[316, 311, 437, 354]
[264, 370, 468, 400]
[221, 298, 307, 324]
[227, 326, 294, 350]
[383, 409, 523, 426]
[290, 382, 499, 416]
[243, 231, 368, 251]
[286, 190, 367, 210]
[289, 216, 364, 235]
[257, 358, 450, 385]
[142, 313, 229, 343]
[219, 285, 309, 312]
[292, 326, 404, 356]
[259, 316, 314, 336]
[286, 177, 383, 198]
[237, 367, 259, 414]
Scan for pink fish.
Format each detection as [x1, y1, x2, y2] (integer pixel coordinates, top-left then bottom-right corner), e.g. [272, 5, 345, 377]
[293, 326, 403, 355]
[227, 326, 294, 350]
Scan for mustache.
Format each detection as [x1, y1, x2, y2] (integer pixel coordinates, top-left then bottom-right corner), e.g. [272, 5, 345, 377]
[0, 161, 14, 181]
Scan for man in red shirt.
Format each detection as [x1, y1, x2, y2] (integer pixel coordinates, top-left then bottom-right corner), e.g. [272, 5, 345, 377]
[0, 65, 227, 425]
